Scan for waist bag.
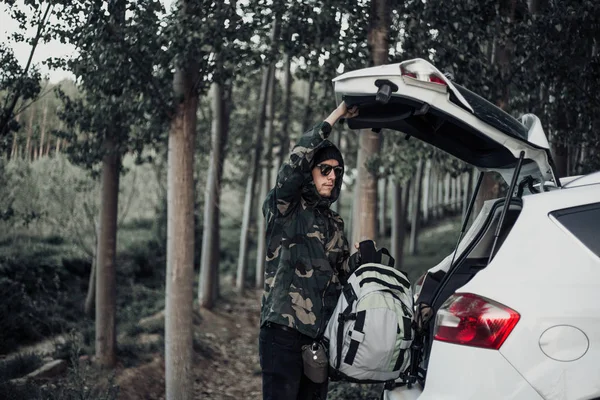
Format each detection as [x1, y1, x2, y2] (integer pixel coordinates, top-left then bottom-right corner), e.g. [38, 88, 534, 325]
[324, 241, 414, 383]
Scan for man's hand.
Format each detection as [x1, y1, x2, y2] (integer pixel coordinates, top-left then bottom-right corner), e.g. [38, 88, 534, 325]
[325, 101, 359, 127]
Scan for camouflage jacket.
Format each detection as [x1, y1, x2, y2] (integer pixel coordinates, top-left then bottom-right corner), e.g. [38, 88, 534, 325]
[260, 121, 351, 339]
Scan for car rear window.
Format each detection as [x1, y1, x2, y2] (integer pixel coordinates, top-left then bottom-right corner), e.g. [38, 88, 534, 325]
[551, 203, 600, 257]
[452, 84, 529, 141]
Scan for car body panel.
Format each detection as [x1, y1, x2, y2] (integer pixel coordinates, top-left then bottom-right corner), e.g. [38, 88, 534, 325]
[386, 341, 543, 400]
[455, 183, 600, 399]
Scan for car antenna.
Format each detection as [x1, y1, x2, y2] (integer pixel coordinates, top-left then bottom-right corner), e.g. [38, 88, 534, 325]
[488, 151, 525, 264]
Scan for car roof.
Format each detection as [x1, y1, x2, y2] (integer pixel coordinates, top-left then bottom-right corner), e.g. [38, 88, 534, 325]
[564, 171, 600, 188]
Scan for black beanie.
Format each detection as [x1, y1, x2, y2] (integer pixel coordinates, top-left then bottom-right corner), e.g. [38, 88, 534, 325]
[313, 146, 344, 168]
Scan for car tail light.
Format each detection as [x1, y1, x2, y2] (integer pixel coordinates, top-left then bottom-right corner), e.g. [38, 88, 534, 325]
[399, 61, 448, 93]
[428, 74, 447, 85]
[434, 293, 520, 350]
[400, 67, 418, 79]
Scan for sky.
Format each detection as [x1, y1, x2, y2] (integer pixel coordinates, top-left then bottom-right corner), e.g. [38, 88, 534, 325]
[1, 2, 76, 83]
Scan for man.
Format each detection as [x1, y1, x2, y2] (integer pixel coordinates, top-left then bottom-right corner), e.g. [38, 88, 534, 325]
[259, 101, 358, 400]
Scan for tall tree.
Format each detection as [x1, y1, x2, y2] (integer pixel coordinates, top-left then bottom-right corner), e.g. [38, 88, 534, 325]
[161, 0, 220, 395]
[236, 13, 280, 293]
[276, 53, 292, 172]
[353, 0, 391, 243]
[37, 102, 48, 160]
[198, 0, 242, 309]
[391, 179, 409, 269]
[408, 159, 424, 255]
[255, 64, 277, 289]
[198, 77, 234, 307]
[165, 61, 198, 399]
[56, 0, 169, 367]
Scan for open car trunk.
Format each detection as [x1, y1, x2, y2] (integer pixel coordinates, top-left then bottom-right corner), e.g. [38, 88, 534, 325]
[332, 59, 561, 388]
[415, 197, 523, 372]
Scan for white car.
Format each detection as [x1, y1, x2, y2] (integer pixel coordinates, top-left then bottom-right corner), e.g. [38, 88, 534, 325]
[333, 59, 600, 400]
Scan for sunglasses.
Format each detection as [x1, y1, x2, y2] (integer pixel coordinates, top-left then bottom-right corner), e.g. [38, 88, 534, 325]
[316, 163, 343, 178]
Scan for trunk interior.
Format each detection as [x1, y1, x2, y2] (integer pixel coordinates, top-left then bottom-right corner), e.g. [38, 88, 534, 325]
[418, 197, 523, 374]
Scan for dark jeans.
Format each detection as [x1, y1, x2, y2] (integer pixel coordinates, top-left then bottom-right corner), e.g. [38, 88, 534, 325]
[259, 323, 329, 400]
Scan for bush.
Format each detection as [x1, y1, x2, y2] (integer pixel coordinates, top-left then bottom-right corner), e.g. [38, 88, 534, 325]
[0, 353, 43, 383]
[0, 277, 65, 354]
[117, 237, 165, 282]
[117, 283, 165, 326]
[0, 238, 88, 354]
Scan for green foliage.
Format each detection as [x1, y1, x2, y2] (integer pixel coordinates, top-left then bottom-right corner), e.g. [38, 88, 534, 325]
[0, 0, 76, 147]
[0, 241, 81, 353]
[394, 0, 600, 174]
[54, 0, 170, 173]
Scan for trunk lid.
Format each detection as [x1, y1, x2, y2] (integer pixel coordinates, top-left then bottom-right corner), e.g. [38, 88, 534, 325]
[333, 59, 560, 187]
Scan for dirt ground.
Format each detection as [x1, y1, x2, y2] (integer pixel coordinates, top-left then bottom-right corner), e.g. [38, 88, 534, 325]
[116, 289, 263, 400]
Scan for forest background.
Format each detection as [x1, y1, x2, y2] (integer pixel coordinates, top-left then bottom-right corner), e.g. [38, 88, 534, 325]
[1, 0, 598, 399]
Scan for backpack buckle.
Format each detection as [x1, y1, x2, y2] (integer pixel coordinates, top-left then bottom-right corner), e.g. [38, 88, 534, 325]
[338, 312, 357, 323]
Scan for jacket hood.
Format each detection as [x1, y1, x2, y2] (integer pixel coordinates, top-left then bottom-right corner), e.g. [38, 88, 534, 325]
[302, 140, 344, 208]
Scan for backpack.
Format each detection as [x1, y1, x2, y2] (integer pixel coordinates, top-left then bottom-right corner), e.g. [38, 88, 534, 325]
[324, 241, 414, 383]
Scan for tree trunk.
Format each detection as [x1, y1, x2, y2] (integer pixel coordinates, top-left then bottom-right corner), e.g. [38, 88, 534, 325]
[354, 129, 381, 243]
[236, 16, 280, 293]
[45, 131, 52, 157]
[255, 66, 276, 289]
[552, 95, 569, 177]
[421, 160, 431, 224]
[443, 173, 450, 215]
[453, 176, 459, 212]
[409, 159, 424, 255]
[276, 53, 292, 173]
[55, 138, 61, 156]
[301, 73, 315, 132]
[210, 88, 231, 303]
[378, 176, 388, 238]
[95, 137, 120, 368]
[84, 257, 96, 317]
[9, 135, 16, 160]
[198, 83, 223, 309]
[165, 62, 198, 400]
[434, 171, 438, 217]
[38, 102, 48, 160]
[474, 173, 501, 216]
[391, 180, 409, 270]
[353, 0, 390, 243]
[25, 108, 34, 162]
[437, 174, 443, 219]
[462, 170, 473, 216]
